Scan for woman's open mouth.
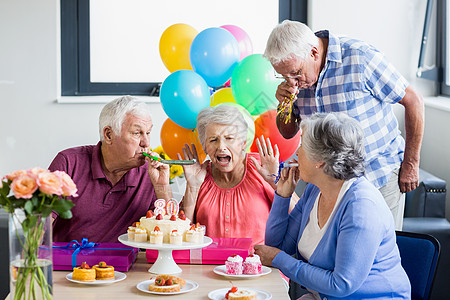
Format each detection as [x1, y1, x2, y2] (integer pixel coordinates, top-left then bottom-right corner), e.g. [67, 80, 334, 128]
[216, 155, 231, 166]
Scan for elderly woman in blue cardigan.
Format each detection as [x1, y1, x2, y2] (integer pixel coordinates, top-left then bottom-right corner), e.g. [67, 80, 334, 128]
[255, 112, 410, 299]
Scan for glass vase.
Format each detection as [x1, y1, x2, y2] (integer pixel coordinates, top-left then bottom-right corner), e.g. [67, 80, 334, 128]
[9, 209, 53, 300]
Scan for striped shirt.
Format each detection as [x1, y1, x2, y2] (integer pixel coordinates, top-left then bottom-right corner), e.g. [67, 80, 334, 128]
[295, 30, 408, 188]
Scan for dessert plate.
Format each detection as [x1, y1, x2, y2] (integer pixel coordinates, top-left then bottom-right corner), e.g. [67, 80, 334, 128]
[213, 265, 272, 279]
[208, 287, 272, 300]
[66, 271, 126, 285]
[136, 279, 199, 295]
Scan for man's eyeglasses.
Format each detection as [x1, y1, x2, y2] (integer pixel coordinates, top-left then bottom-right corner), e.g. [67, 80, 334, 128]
[274, 68, 303, 80]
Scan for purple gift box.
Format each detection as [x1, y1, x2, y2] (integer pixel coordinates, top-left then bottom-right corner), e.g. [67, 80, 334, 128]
[53, 241, 139, 272]
[146, 237, 252, 265]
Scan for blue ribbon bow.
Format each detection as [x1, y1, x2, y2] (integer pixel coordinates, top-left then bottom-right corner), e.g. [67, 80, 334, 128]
[53, 238, 99, 268]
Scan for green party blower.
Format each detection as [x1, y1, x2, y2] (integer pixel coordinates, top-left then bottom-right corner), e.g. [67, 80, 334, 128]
[143, 152, 196, 165]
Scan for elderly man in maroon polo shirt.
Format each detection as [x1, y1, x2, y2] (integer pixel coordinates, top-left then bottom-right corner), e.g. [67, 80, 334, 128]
[49, 96, 171, 243]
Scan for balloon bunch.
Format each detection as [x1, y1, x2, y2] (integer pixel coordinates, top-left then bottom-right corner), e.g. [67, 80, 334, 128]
[158, 23, 301, 162]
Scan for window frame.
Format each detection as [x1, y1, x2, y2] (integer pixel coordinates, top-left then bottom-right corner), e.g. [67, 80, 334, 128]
[60, 0, 307, 97]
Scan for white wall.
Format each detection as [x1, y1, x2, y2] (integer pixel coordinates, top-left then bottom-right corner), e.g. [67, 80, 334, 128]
[0, 0, 168, 175]
[1, 0, 450, 217]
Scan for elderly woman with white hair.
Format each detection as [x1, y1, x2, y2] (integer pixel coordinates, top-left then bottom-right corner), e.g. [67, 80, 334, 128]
[178, 105, 280, 247]
[255, 112, 410, 299]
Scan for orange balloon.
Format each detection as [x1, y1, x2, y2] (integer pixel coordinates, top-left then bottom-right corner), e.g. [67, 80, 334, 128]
[250, 110, 301, 161]
[160, 118, 206, 163]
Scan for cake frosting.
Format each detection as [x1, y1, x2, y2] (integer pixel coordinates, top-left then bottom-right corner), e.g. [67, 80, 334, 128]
[227, 255, 243, 263]
[140, 214, 191, 243]
[243, 254, 262, 275]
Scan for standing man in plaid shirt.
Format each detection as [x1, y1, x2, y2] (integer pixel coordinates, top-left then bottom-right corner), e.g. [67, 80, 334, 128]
[264, 20, 424, 230]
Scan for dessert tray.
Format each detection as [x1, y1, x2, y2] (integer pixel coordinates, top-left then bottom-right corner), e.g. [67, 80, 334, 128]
[66, 271, 126, 285]
[208, 287, 272, 300]
[118, 234, 212, 274]
[213, 265, 272, 279]
[136, 279, 199, 295]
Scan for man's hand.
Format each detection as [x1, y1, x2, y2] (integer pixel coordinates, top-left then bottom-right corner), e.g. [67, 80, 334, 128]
[147, 152, 171, 199]
[147, 151, 170, 186]
[254, 244, 282, 266]
[399, 161, 420, 193]
[275, 81, 299, 104]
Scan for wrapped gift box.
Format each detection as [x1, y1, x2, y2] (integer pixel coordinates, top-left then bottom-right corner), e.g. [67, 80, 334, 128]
[146, 237, 252, 265]
[53, 242, 139, 272]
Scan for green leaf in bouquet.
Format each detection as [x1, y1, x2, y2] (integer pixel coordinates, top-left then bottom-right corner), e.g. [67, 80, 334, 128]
[58, 210, 73, 219]
[12, 198, 25, 209]
[40, 205, 53, 218]
[52, 198, 74, 213]
[0, 181, 10, 198]
[24, 200, 33, 215]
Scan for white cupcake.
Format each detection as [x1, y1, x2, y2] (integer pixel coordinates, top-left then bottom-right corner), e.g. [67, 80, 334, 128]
[134, 227, 147, 242]
[185, 225, 198, 243]
[194, 224, 206, 242]
[149, 226, 163, 244]
[169, 230, 183, 245]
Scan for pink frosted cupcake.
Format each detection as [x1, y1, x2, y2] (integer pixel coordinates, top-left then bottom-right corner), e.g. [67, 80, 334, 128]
[243, 254, 262, 275]
[225, 254, 243, 275]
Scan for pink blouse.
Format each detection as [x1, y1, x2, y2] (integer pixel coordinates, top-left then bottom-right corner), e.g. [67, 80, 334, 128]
[195, 153, 274, 247]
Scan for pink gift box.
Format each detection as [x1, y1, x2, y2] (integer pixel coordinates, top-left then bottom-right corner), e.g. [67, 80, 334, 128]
[146, 237, 252, 265]
[53, 242, 139, 272]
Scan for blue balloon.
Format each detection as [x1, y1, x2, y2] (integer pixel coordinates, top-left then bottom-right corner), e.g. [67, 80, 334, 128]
[190, 27, 240, 88]
[160, 70, 211, 129]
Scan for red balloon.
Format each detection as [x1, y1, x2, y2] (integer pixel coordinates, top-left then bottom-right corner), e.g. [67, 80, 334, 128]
[160, 118, 206, 163]
[250, 110, 301, 161]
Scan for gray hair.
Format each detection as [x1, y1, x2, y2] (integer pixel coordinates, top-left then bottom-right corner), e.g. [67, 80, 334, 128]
[99, 95, 152, 141]
[300, 113, 366, 180]
[264, 20, 319, 65]
[196, 105, 248, 149]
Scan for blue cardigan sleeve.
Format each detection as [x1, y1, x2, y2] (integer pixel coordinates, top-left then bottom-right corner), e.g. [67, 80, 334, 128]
[272, 188, 389, 298]
[265, 191, 305, 256]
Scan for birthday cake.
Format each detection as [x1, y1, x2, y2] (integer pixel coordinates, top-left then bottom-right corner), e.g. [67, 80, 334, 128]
[135, 199, 201, 244]
[140, 214, 191, 243]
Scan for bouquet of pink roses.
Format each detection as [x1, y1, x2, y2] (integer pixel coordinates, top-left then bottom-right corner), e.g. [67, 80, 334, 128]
[1, 167, 77, 300]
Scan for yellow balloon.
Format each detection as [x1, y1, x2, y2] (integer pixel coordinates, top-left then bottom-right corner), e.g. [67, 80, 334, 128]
[210, 88, 236, 107]
[159, 24, 198, 73]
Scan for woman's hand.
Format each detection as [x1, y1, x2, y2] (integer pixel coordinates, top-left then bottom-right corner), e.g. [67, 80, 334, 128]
[276, 161, 300, 198]
[254, 244, 282, 266]
[177, 143, 208, 189]
[249, 135, 279, 189]
[177, 143, 209, 221]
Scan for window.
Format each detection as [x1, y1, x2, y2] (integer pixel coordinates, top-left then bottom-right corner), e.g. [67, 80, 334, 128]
[60, 0, 307, 97]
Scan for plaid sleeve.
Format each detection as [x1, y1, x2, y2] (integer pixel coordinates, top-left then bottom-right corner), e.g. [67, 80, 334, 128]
[362, 49, 408, 104]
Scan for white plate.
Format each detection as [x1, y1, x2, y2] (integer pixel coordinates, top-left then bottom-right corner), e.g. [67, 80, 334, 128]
[208, 287, 272, 300]
[136, 279, 198, 295]
[118, 234, 213, 250]
[213, 265, 272, 279]
[66, 271, 126, 285]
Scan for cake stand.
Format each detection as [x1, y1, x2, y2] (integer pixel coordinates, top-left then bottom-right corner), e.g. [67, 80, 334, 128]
[118, 234, 212, 275]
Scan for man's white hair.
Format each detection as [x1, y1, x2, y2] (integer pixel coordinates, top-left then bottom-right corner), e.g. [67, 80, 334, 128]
[264, 20, 319, 65]
[98, 95, 152, 141]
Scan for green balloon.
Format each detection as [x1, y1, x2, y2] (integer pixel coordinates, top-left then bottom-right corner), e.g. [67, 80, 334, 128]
[231, 54, 281, 115]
